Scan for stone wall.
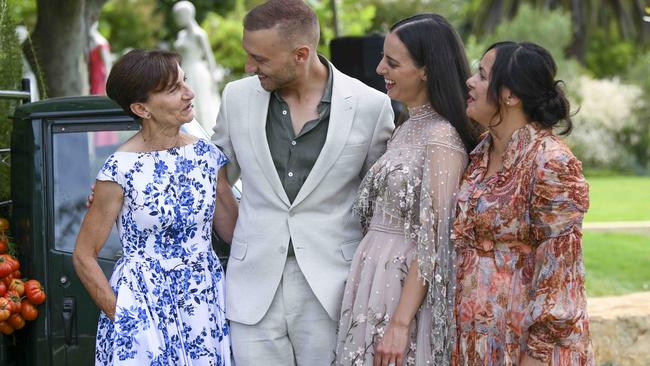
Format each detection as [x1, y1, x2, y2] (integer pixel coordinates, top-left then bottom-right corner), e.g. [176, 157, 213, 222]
[588, 292, 650, 366]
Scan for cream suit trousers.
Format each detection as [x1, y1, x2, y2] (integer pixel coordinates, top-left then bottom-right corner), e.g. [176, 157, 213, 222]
[229, 257, 337, 366]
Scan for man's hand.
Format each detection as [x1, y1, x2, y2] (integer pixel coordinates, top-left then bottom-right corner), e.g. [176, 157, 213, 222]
[86, 184, 96, 208]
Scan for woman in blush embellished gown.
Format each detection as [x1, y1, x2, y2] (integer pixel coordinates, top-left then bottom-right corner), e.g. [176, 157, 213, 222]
[334, 14, 479, 366]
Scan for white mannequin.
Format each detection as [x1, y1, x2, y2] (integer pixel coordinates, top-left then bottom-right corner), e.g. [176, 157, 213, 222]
[15, 26, 40, 101]
[88, 21, 112, 95]
[173, 1, 221, 133]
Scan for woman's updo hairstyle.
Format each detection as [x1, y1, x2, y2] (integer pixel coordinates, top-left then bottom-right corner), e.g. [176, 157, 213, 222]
[485, 41, 572, 135]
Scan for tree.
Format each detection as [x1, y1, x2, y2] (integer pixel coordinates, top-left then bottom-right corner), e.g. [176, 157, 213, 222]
[99, 0, 163, 53]
[0, 0, 24, 202]
[25, 0, 109, 97]
[362, 0, 467, 33]
[203, 0, 377, 85]
[461, 0, 650, 63]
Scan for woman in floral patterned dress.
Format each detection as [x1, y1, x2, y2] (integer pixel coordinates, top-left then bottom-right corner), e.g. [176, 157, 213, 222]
[452, 42, 594, 366]
[73, 50, 238, 365]
[334, 14, 479, 366]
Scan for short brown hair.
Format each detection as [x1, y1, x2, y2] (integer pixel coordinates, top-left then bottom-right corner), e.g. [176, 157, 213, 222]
[106, 49, 181, 120]
[243, 0, 319, 48]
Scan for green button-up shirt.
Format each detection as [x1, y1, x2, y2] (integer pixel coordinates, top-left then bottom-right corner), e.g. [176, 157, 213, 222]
[265, 58, 333, 204]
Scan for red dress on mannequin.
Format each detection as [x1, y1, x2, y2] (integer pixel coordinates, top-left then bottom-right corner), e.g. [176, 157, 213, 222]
[89, 43, 110, 95]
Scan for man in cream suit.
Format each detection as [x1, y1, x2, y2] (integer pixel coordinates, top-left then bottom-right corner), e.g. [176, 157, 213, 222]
[212, 1, 394, 364]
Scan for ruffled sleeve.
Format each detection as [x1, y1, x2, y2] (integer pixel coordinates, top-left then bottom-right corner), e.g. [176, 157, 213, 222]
[417, 134, 468, 363]
[526, 146, 590, 362]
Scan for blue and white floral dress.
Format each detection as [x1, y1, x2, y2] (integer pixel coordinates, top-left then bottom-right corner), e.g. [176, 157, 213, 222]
[94, 139, 233, 366]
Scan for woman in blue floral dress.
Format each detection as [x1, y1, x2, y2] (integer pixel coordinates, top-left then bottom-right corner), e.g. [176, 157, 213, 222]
[73, 49, 238, 365]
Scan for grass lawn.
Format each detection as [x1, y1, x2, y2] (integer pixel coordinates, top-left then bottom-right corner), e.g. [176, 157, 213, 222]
[584, 176, 650, 222]
[583, 231, 650, 297]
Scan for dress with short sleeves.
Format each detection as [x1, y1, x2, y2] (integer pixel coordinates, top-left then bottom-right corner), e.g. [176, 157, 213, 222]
[93, 139, 233, 366]
[334, 104, 468, 366]
[451, 124, 594, 365]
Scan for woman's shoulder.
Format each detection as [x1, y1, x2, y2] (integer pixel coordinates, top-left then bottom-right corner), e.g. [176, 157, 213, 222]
[533, 132, 581, 170]
[424, 117, 467, 153]
[530, 132, 586, 195]
[114, 133, 144, 153]
[192, 139, 229, 165]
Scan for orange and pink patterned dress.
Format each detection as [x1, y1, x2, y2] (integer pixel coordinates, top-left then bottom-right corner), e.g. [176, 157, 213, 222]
[451, 124, 594, 366]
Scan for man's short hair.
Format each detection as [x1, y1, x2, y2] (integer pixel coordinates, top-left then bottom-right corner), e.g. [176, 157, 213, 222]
[244, 0, 320, 48]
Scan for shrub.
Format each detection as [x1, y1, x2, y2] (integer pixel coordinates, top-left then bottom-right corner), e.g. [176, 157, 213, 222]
[585, 27, 636, 79]
[202, 0, 247, 89]
[465, 4, 582, 83]
[622, 51, 650, 173]
[567, 76, 644, 172]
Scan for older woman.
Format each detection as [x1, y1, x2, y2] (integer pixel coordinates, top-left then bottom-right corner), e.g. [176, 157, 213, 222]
[73, 49, 237, 365]
[452, 42, 594, 366]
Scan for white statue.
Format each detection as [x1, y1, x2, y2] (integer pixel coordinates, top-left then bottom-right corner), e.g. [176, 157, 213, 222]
[15, 26, 39, 102]
[173, 1, 221, 134]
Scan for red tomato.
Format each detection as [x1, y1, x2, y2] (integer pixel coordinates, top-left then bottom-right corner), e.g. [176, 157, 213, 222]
[0, 297, 11, 322]
[2, 270, 21, 287]
[9, 256, 18, 272]
[0, 254, 19, 277]
[0, 281, 6, 297]
[24, 279, 46, 305]
[7, 313, 25, 330]
[8, 279, 24, 296]
[0, 320, 14, 335]
[0, 256, 13, 278]
[20, 300, 38, 321]
[5, 290, 21, 313]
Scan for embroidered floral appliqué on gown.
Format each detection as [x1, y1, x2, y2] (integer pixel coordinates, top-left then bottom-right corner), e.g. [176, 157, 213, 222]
[451, 124, 594, 366]
[94, 139, 233, 366]
[334, 105, 468, 366]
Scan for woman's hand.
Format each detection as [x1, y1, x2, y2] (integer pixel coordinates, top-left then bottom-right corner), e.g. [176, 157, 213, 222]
[105, 296, 117, 321]
[373, 321, 409, 366]
[86, 183, 96, 208]
[520, 353, 548, 366]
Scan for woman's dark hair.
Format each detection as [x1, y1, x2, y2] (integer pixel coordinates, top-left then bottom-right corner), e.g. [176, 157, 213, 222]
[106, 49, 181, 121]
[391, 13, 479, 152]
[484, 41, 572, 135]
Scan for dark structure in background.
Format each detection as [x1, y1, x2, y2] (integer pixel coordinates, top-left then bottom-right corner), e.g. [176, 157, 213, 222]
[330, 34, 406, 124]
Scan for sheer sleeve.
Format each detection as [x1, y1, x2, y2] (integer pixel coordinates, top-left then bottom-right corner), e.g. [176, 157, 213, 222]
[526, 148, 590, 362]
[417, 136, 467, 363]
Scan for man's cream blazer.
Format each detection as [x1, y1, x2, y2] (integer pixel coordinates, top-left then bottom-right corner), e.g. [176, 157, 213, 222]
[212, 63, 394, 324]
